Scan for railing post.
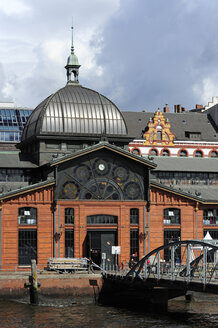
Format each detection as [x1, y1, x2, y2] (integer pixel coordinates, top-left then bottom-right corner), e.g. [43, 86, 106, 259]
[144, 260, 147, 279]
[186, 244, 190, 283]
[203, 246, 207, 286]
[171, 245, 175, 281]
[157, 252, 160, 280]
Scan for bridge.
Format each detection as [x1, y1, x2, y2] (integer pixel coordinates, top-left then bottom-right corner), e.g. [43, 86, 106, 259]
[99, 240, 218, 312]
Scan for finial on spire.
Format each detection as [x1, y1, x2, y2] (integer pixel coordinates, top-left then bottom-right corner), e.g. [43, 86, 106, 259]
[71, 20, 75, 54]
[65, 22, 81, 84]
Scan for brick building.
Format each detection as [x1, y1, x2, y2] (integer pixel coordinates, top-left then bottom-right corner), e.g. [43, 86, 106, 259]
[0, 27, 218, 271]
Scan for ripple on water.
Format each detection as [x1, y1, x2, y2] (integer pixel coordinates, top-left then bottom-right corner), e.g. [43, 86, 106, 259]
[0, 293, 217, 328]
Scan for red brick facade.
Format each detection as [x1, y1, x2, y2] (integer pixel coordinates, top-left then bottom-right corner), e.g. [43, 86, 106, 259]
[1, 182, 218, 270]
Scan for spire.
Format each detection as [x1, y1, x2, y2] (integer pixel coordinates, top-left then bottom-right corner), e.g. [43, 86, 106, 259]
[65, 23, 81, 84]
[71, 23, 75, 54]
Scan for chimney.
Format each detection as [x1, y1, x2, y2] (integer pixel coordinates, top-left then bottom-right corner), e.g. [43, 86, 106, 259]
[163, 104, 169, 113]
[174, 104, 182, 113]
[196, 104, 203, 109]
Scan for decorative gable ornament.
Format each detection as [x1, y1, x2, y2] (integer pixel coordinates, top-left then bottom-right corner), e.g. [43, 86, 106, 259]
[143, 110, 175, 146]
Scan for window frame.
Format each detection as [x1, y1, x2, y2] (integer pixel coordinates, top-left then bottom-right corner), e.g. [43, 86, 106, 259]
[163, 208, 181, 225]
[18, 207, 37, 225]
[65, 208, 74, 225]
[130, 208, 139, 224]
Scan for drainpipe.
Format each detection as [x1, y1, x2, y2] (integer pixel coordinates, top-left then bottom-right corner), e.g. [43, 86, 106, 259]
[53, 165, 58, 258]
[58, 205, 61, 258]
[195, 202, 199, 240]
[0, 202, 2, 270]
[147, 169, 151, 254]
[143, 205, 146, 256]
[53, 202, 57, 258]
[147, 202, 150, 254]
[195, 202, 199, 258]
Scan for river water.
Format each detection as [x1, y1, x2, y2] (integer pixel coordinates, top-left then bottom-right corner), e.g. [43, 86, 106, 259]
[0, 293, 217, 328]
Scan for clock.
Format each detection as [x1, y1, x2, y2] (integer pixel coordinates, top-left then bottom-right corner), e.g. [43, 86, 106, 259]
[93, 158, 110, 176]
[98, 163, 105, 171]
[62, 181, 80, 199]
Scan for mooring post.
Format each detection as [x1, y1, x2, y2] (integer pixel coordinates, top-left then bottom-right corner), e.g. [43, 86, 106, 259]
[30, 259, 39, 304]
[24, 259, 40, 304]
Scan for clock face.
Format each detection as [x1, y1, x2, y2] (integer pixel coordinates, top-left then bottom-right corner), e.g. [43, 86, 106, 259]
[63, 181, 79, 199]
[98, 163, 105, 171]
[93, 158, 110, 176]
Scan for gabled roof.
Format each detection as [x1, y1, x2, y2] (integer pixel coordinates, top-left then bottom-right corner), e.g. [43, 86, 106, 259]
[49, 142, 156, 168]
[0, 178, 55, 201]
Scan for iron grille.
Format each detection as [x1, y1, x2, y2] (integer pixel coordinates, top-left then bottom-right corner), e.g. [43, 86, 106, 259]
[18, 229, 37, 265]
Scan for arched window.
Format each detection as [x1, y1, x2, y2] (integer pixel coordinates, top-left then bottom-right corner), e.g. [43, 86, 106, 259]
[195, 150, 203, 158]
[65, 208, 74, 224]
[150, 149, 158, 156]
[130, 208, 139, 224]
[18, 207, 37, 225]
[132, 149, 140, 156]
[162, 149, 170, 157]
[157, 130, 162, 140]
[179, 150, 187, 157]
[210, 151, 218, 158]
[164, 208, 181, 224]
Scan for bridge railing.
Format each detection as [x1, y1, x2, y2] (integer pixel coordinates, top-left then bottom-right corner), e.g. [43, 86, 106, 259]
[124, 240, 218, 286]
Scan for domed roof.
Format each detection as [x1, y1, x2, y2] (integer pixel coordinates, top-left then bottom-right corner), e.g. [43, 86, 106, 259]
[22, 83, 128, 142]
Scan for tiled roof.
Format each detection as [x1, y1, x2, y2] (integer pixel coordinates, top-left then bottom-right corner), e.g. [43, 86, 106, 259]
[122, 111, 218, 141]
[152, 157, 218, 172]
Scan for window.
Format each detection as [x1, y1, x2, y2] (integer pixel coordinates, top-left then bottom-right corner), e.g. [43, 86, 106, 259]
[157, 130, 162, 140]
[164, 208, 180, 224]
[195, 150, 203, 158]
[130, 208, 139, 224]
[65, 230, 74, 258]
[179, 150, 188, 157]
[130, 230, 139, 261]
[204, 229, 218, 240]
[185, 132, 201, 140]
[150, 149, 158, 156]
[162, 149, 170, 157]
[18, 230, 37, 265]
[65, 208, 74, 224]
[203, 209, 218, 225]
[18, 207, 37, 225]
[132, 149, 140, 156]
[210, 151, 218, 158]
[164, 230, 181, 262]
[87, 215, 118, 224]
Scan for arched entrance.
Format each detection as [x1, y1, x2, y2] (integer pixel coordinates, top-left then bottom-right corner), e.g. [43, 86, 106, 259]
[86, 215, 118, 266]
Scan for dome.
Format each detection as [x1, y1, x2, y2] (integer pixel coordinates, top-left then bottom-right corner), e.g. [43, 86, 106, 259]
[22, 84, 128, 142]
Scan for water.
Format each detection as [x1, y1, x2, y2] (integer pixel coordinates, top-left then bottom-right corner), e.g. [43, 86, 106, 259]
[0, 293, 217, 328]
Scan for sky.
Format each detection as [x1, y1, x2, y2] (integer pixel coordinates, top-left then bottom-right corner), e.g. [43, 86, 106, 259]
[1, 0, 218, 112]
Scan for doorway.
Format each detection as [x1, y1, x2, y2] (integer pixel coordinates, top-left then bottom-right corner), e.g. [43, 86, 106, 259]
[87, 231, 117, 266]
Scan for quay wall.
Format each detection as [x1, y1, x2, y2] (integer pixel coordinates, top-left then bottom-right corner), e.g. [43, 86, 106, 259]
[0, 273, 102, 298]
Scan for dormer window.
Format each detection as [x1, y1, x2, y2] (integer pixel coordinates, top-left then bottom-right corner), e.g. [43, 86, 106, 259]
[185, 132, 201, 140]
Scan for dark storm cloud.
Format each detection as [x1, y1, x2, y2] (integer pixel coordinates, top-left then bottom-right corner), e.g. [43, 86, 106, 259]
[91, 0, 218, 112]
